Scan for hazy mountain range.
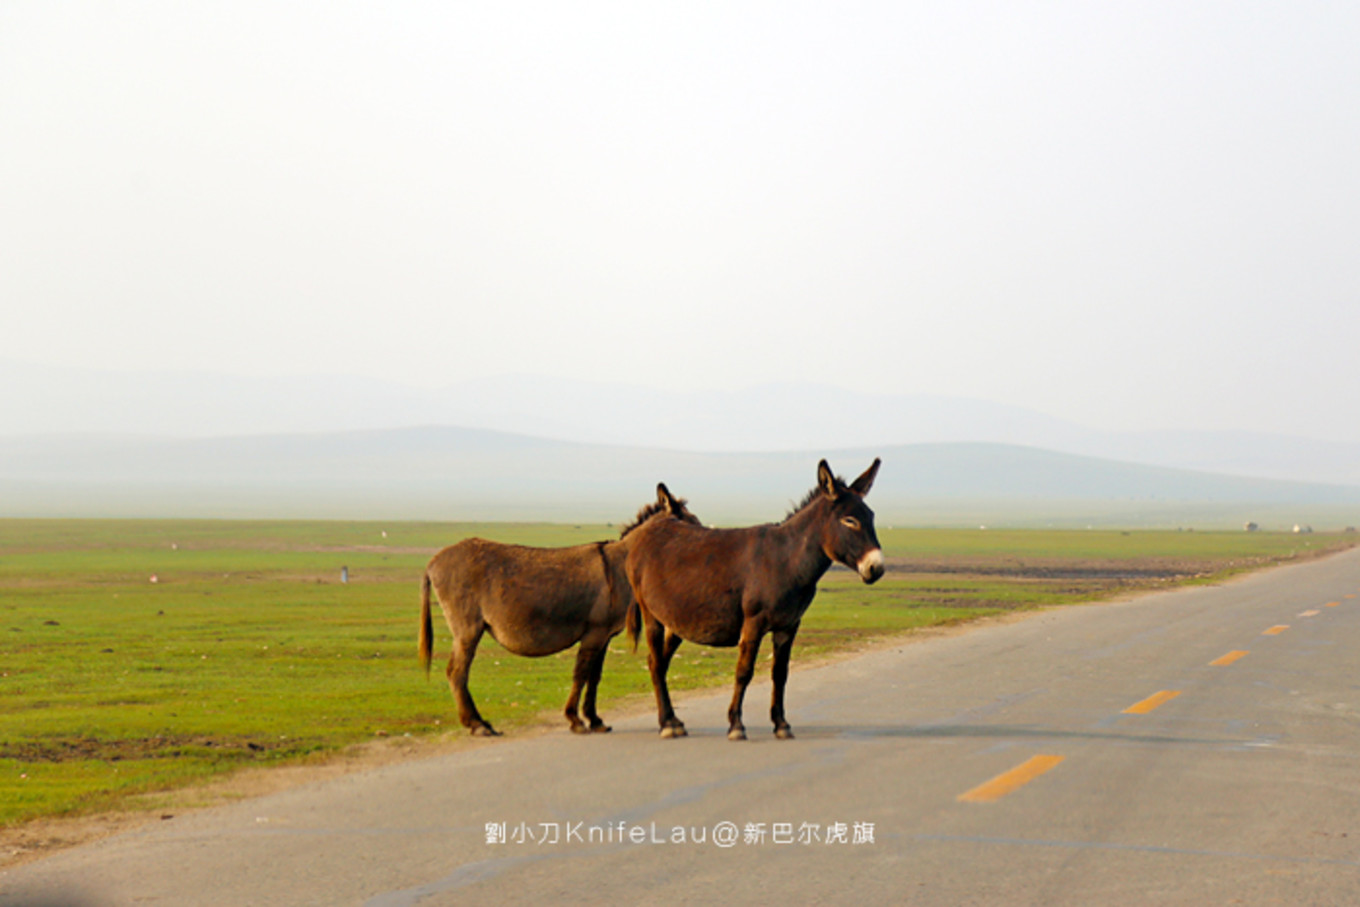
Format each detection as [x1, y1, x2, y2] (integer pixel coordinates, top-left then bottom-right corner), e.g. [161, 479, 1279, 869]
[3, 361, 1358, 527]
[5, 360, 1360, 485]
[2, 427, 1358, 529]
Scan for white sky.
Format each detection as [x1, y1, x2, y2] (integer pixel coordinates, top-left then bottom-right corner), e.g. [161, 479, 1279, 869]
[3, 2, 1359, 440]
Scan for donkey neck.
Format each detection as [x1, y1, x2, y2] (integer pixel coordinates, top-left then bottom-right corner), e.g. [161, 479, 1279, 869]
[772, 497, 835, 589]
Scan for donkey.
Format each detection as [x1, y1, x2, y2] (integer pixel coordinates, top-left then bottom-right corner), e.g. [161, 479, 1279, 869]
[626, 459, 882, 740]
[419, 485, 699, 736]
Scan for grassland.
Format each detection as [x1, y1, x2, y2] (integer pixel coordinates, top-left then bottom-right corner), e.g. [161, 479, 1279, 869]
[0, 519, 1351, 833]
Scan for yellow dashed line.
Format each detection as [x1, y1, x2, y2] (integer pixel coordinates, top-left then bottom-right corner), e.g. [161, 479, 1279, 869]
[955, 588, 1347, 809]
[1123, 690, 1182, 715]
[958, 755, 1066, 803]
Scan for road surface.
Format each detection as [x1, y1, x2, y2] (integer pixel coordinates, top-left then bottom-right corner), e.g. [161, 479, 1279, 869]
[5, 547, 1360, 905]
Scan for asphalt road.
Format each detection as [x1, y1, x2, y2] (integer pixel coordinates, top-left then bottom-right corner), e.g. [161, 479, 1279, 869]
[6, 547, 1360, 906]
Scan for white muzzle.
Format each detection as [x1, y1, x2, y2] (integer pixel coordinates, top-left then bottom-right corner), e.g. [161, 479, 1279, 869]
[857, 548, 884, 582]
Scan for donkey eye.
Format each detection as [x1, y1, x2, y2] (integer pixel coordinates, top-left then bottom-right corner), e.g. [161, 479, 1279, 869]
[840, 516, 861, 531]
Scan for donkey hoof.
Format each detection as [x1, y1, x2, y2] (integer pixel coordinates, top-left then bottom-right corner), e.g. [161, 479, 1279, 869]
[569, 723, 590, 735]
[727, 728, 748, 741]
[775, 727, 795, 740]
[659, 724, 687, 739]
[471, 725, 500, 738]
[590, 723, 612, 734]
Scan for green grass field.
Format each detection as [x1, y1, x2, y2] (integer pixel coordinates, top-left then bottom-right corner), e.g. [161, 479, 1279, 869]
[0, 519, 1351, 828]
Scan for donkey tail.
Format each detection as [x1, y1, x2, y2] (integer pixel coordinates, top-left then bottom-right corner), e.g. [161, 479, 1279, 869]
[419, 572, 434, 677]
[625, 599, 641, 653]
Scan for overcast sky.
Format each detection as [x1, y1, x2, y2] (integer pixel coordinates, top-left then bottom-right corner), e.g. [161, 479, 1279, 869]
[3, 2, 1358, 441]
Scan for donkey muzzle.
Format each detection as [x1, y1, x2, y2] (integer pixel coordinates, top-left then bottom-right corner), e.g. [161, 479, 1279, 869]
[857, 548, 885, 584]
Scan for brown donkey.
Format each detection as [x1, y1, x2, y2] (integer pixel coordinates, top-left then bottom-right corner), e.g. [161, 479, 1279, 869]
[627, 459, 883, 740]
[420, 486, 699, 736]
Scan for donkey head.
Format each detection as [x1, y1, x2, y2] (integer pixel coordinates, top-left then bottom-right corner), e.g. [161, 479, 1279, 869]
[620, 483, 701, 539]
[655, 482, 701, 527]
[816, 458, 884, 584]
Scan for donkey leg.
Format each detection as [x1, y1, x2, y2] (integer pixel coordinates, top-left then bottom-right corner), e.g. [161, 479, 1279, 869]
[726, 621, 764, 741]
[770, 626, 798, 739]
[658, 631, 685, 735]
[581, 642, 612, 733]
[645, 618, 685, 737]
[446, 627, 497, 737]
[567, 630, 613, 734]
[564, 643, 596, 734]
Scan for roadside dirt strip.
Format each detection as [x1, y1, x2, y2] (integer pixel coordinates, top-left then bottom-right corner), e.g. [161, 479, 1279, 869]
[5, 548, 1360, 906]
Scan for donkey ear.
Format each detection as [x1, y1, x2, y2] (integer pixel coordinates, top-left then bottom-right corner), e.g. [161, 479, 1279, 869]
[849, 458, 881, 496]
[817, 460, 841, 500]
[656, 482, 678, 513]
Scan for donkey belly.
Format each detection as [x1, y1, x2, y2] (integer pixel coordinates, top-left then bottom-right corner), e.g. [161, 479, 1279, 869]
[486, 606, 598, 655]
[663, 606, 744, 648]
[481, 586, 609, 657]
[685, 625, 742, 647]
[486, 620, 586, 657]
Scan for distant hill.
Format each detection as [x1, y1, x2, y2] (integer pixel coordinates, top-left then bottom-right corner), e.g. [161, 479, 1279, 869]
[5, 360, 1360, 487]
[2, 427, 1358, 529]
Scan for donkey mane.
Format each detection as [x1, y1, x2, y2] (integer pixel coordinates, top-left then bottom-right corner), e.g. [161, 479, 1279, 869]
[782, 474, 847, 523]
[619, 496, 691, 539]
